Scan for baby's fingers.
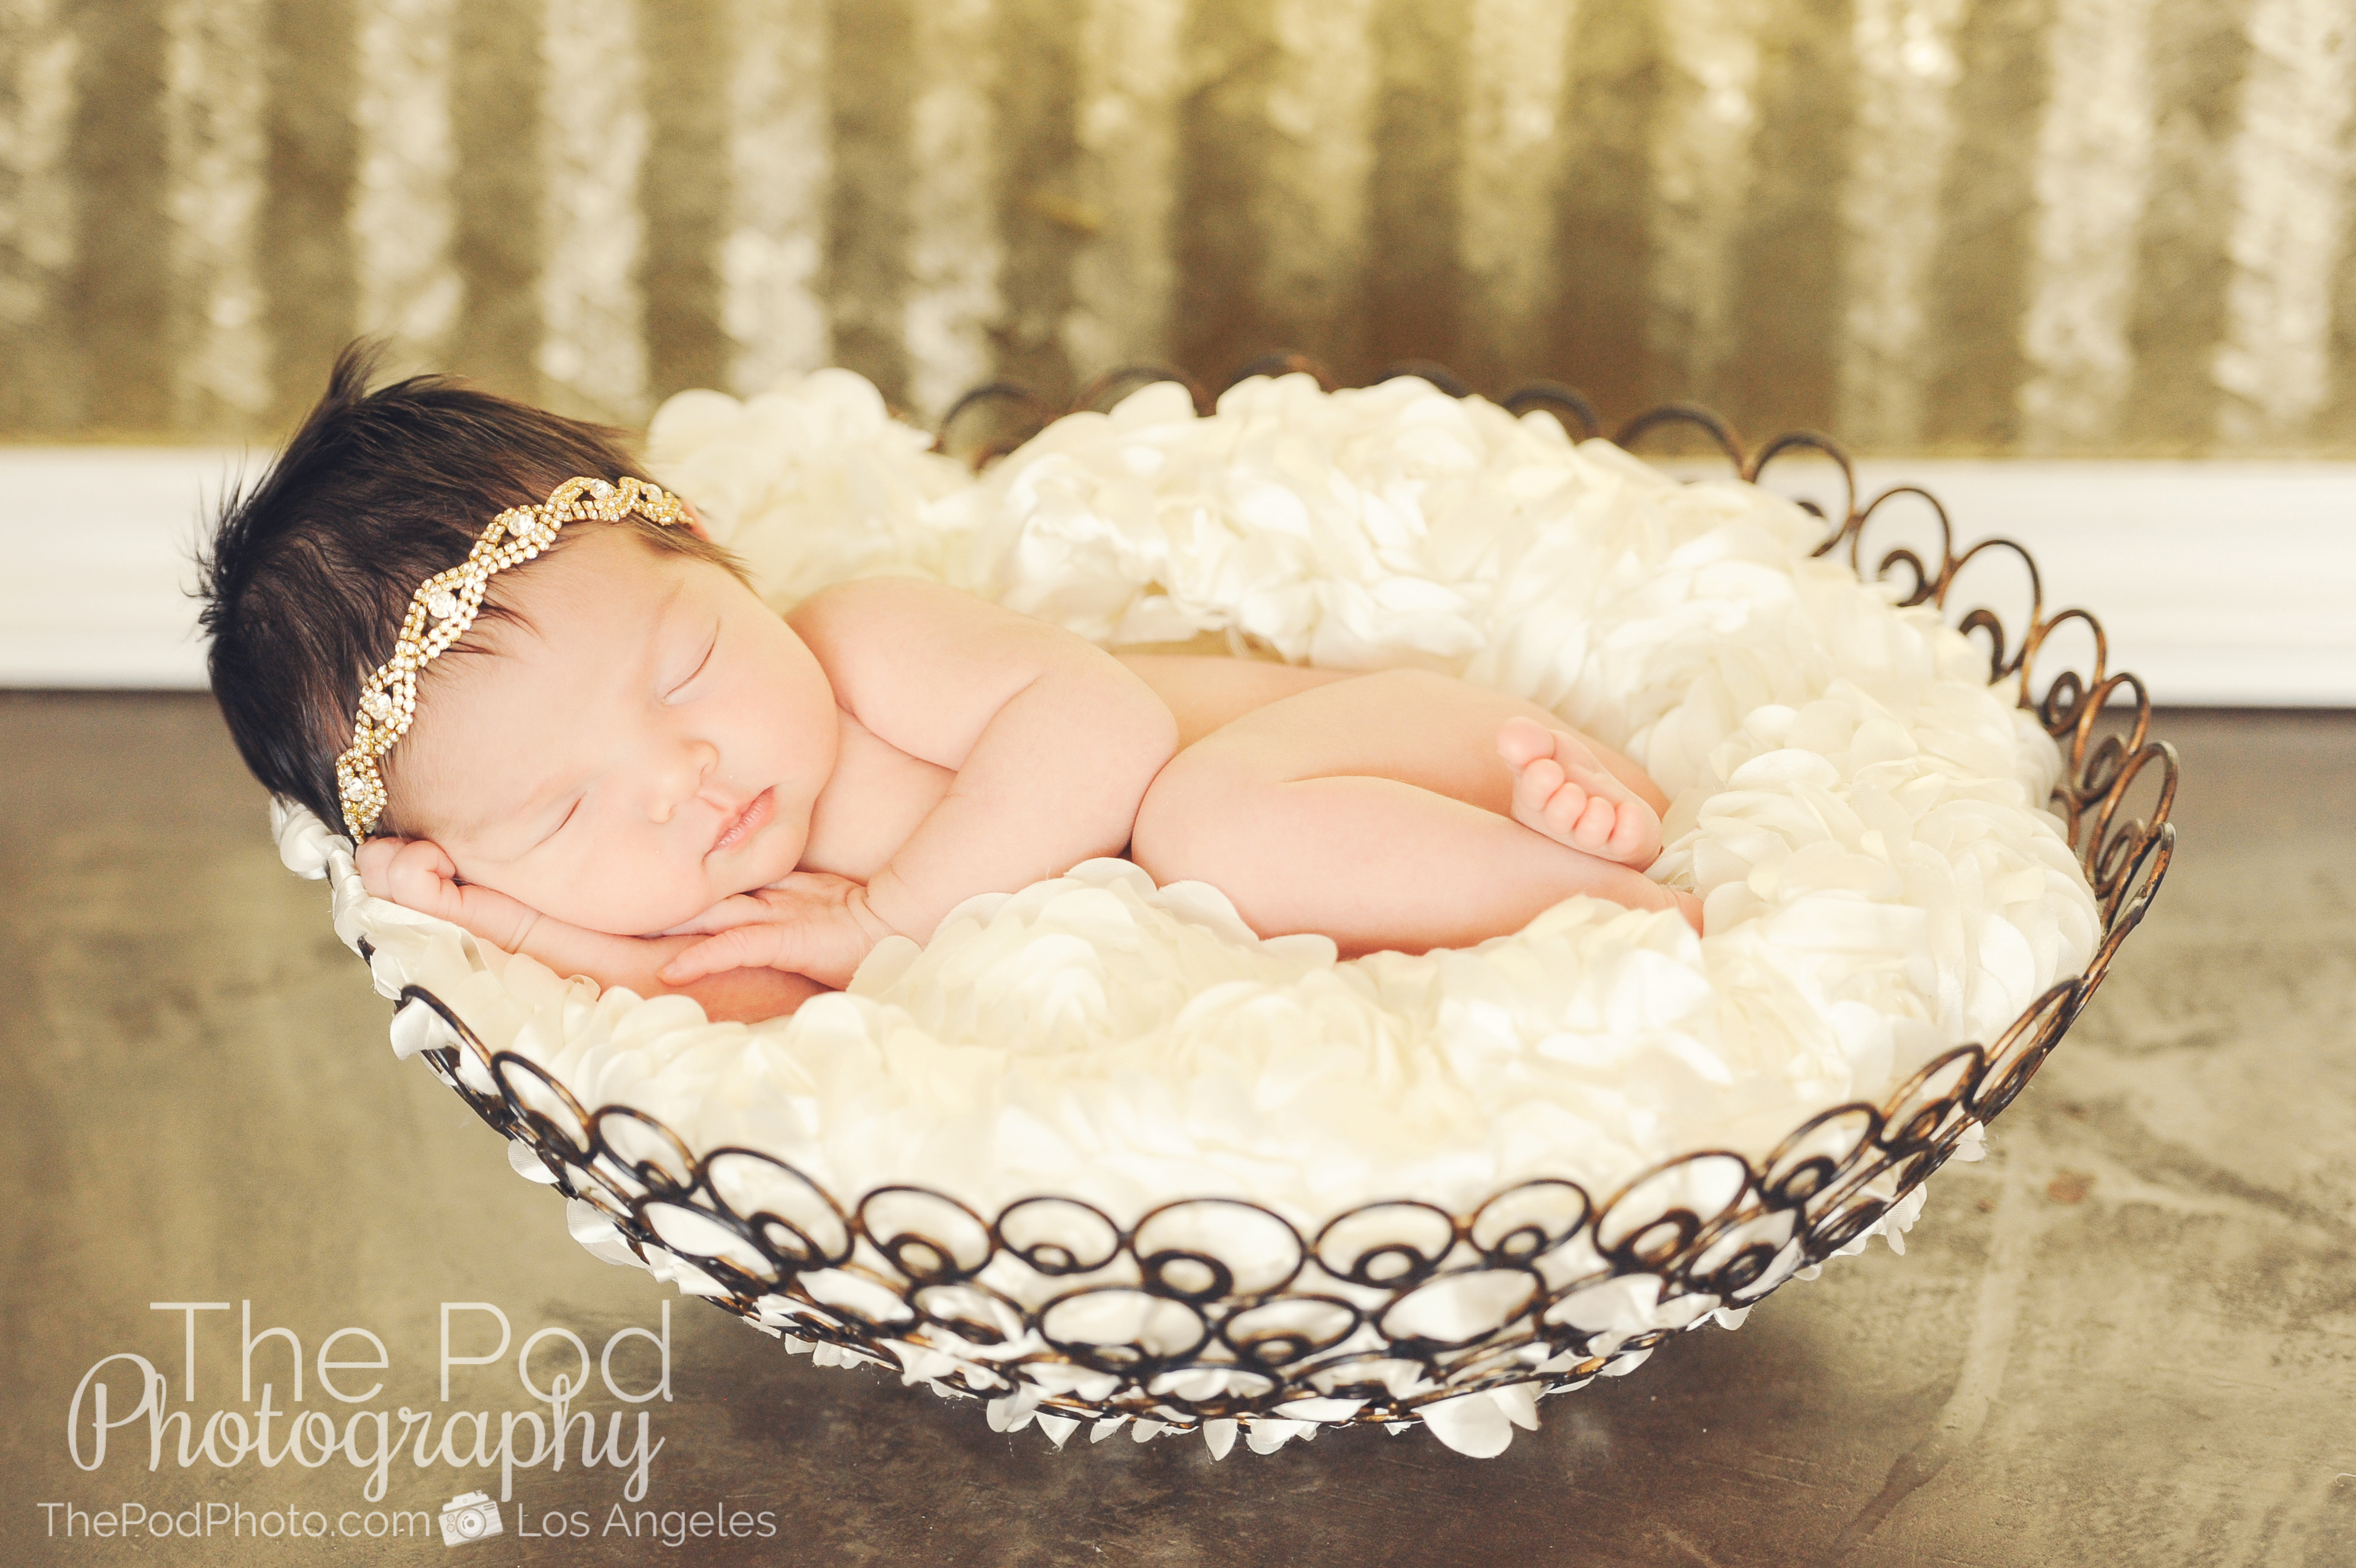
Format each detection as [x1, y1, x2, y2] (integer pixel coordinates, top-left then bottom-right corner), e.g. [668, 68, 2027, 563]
[353, 836, 403, 892]
[446, 880, 545, 951]
[659, 927, 795, 985]
[655, 894, 772, 937]
[358, 837, 461, 914]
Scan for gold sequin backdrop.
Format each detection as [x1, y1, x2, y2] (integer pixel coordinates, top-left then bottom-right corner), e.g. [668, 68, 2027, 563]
[3, 0, 2354, 453]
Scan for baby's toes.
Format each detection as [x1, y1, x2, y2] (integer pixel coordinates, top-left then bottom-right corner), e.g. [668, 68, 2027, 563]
[1598, 792, 1662, 864]
[1511, 755, 1566, 822]
[1567, 795, 1622, 854]
[1538, 776, 1592, 842]
[1545, 781, 1583, 842]
[1496, 716, 1557, 769]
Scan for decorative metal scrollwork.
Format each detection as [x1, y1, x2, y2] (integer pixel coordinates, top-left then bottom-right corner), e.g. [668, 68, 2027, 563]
[382, 361, 2177, 1442]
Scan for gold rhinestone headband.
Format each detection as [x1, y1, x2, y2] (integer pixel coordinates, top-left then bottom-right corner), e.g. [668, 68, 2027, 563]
[334, 474, 689, 840]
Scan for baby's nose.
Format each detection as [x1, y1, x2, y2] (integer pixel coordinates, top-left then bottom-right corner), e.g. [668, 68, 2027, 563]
[646, 740, 718, 823]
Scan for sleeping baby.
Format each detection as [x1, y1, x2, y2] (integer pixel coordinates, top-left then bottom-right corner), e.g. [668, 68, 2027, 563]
[202, 350, 1699, 1024]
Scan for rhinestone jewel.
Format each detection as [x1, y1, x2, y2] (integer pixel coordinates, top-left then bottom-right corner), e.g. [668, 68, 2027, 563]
[427, 589, 459, 621]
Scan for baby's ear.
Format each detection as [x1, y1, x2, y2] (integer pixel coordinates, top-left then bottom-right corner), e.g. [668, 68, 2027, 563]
[679, 499, 712, 543]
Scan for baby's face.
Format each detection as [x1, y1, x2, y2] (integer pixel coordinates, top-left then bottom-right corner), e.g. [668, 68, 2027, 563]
[388, 525, 836, 935]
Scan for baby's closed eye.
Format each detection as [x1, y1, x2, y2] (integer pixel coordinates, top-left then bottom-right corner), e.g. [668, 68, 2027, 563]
[664, 620, 720, 700]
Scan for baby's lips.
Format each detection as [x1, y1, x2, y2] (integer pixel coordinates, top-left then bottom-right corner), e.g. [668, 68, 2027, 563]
[708, 786, 776, 858]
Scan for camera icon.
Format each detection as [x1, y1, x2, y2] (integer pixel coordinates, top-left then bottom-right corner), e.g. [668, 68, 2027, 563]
[438, 1491, 504, 1546]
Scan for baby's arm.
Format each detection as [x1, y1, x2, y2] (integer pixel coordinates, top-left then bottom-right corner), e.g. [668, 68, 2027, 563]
[358, 839, 827, 1023]
[662, 578, 1179, 987]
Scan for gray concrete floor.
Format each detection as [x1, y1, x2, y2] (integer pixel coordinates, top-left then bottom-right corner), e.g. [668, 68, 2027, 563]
[2, 693, 2350, 1567]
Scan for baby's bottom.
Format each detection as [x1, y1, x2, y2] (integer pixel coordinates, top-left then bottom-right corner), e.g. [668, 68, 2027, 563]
[1128, 670, 1697, 956]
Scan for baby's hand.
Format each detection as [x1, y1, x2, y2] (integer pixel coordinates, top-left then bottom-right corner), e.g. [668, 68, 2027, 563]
[358, 835, 831, 1022]
[658, 872, 898, 991]
[356, 837, 544, 950]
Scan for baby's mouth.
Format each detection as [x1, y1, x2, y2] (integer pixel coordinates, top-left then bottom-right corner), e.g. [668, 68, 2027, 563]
[709, 787, 774, 857]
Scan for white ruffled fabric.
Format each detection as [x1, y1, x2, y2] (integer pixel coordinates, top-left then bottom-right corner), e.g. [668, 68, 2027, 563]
[276, 369, 2095, 1455]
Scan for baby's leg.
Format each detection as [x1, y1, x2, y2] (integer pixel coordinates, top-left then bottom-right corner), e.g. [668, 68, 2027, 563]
[1129, 670, 1698, 956]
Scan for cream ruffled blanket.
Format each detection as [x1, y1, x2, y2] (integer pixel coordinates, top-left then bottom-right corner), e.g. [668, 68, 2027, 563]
[281, 371, 2096, 1237]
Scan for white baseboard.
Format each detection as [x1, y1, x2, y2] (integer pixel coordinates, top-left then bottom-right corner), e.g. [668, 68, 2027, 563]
[3, 446, 2351, 705]
[2, 448, 258, 689]
[1755, 458, 2356, 708]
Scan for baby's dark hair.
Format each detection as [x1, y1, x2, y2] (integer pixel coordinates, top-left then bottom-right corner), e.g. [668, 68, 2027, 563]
[197, 341, 746, 837]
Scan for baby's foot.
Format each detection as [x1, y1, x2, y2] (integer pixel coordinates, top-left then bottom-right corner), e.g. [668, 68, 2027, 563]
[1496, 717, 1664, 867]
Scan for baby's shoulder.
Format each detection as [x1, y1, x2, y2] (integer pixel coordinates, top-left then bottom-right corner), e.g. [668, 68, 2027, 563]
[786, 575, 977, 641]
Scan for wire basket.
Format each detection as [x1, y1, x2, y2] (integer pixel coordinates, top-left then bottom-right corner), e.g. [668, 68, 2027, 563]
[366, 363, 2177, 1456]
